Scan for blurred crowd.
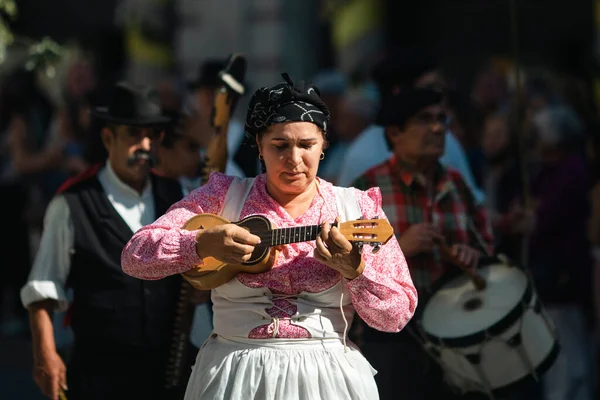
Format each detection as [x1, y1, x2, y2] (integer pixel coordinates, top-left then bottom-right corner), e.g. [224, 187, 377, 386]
[1, 43, 599, 399]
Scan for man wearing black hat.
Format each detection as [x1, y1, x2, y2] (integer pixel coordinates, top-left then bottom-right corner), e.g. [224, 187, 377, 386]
[352, 88, 495, 399]
[188, 58, 258, 178]
[21, 82, 185, 400]
[337, 48, 485, 205]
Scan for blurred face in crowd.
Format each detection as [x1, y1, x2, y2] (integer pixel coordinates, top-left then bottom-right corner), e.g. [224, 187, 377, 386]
[388, 104, 447, 165]
[257, 122, 326, 196]
[66, 59, 95, 99]
[481, 114, 511, 163]
[471, 66, 507, 110]
[156, 79, 182, 113]
[157, 127, 204, 179]
[102, 124, 161, 192]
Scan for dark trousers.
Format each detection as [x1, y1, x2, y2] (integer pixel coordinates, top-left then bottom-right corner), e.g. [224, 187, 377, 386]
[360, 325, 543, 400]
[66, 343, 179, 400]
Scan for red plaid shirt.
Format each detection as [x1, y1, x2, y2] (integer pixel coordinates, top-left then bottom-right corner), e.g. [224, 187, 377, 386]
[352, 156, 494, 294]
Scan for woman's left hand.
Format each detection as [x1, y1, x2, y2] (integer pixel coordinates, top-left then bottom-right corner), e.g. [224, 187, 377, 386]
[314, 217, 365, 280]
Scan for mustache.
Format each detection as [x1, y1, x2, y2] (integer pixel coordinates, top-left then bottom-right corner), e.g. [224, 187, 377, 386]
[127, 150, 156, 166]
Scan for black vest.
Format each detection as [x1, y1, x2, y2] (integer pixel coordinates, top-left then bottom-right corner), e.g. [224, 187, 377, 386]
[63, 168, 183, 349]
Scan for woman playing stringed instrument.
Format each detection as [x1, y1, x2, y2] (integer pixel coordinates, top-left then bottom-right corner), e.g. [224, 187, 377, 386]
[121, 73, 417, 400]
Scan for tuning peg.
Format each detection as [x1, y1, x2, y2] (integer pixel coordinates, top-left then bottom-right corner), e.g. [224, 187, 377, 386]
[357, 215, 364, 220]
[373, 216, 379, 219]
[356, 241, 364, 254]
[372, 243, 381, 254]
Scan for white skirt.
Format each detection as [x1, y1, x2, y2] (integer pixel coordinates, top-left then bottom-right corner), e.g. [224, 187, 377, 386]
[184, 335, 379, 400]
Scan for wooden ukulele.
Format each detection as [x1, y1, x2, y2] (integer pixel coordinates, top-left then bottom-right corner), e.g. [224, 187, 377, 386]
[180, 214, 395, 290]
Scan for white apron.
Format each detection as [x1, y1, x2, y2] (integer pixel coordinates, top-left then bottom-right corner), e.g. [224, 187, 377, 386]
[184, 178, 379, 400]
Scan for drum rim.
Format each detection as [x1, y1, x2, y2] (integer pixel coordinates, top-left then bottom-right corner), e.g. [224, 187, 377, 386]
[461, 341, 560, 396]
[417, 255, 534, 348]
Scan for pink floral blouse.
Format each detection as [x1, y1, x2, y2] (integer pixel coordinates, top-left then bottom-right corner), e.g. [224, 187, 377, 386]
[121, 173, 417, 338]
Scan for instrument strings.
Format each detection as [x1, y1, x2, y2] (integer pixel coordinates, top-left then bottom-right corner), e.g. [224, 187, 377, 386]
[252, 225, 322, 244]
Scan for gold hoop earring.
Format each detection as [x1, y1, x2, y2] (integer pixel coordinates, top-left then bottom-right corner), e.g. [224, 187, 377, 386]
[319, 152, 325, 160]
[258, 153, 263, 160]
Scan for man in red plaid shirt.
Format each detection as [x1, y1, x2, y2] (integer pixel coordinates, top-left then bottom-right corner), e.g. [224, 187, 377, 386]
[352, 87, 496, 400]
[352, 90, 494, 294]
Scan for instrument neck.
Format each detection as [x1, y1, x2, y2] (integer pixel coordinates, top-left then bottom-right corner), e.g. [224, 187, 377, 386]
[268, 225, 321, 246]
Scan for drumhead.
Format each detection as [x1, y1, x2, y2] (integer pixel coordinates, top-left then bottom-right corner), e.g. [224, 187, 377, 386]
[421, 262, 529, 341]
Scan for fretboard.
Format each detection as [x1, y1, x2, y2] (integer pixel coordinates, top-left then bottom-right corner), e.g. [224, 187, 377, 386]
[269, 225, 321, 246]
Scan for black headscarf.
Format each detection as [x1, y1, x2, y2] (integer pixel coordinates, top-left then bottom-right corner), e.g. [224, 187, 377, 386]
[245, 73, 330, 138]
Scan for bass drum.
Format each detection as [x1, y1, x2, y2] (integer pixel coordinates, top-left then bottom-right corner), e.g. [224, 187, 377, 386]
[416, 255, 560, 398]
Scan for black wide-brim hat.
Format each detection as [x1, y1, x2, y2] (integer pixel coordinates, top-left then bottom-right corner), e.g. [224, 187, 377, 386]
[375, 87, 444, 127]
[91, 81, 171, 126]
[187, 59, 227, 90]
[187, 57, 250, 94]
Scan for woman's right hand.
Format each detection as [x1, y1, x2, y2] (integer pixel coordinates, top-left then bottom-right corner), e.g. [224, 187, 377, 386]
[33, 350, 67, 400]
[195, 224, 262, 264]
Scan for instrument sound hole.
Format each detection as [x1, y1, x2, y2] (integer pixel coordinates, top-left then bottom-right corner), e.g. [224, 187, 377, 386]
[463, 298, 483, 311]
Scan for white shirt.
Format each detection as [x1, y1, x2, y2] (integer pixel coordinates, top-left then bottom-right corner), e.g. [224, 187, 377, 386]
[336, 124, 485, 204]
[20, 162, 156, 311]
